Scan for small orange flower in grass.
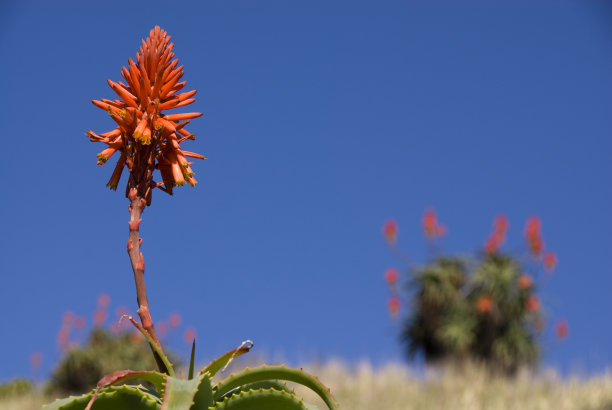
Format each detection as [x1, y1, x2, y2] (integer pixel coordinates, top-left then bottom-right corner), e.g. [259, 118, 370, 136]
[476, 296, 493, 313]
[382, 219, 398, 244]
[88, 26, 204, 204]
[543, 251, 557, 271]
[555, 319, 569, 340]
[526, 295, 540, 312]
[388, 296, 401, 318]
[384, 268, 399, 286]
[517, 274, 533, 290]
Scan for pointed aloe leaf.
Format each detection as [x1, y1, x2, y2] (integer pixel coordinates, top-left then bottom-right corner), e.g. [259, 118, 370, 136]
[199, 341, 253, 378]
[83, 369, 166, 409]
[160, 373, 211, 410]
[188, 340, 196, 380]
[211, 388, 307, 410]
[190, 373, 214, 409]
[214, 365, 338, 410]
[97, 369, 166, 395]
[43, 385, 160, 410]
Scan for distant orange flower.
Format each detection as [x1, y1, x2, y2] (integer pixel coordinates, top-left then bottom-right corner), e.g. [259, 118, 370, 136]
[157, 321, 168, 336]
[98, 293, 111, 308]
[88, 26, 204, 203]
[382, 219, 398, 244]
[423, 208, 447, 238]
[543, 251, 557, 271]
[57, 327, 69, 351]
[484, 232, 503, 254]
[476, 296, 493, 313]
[525, 217, 544, 256]
[74, 316, 86, 330]
[384, 268, 399, 285]
[169, 312, 182, 328]
[494, 214, 509, 235]
[524, 216, 541, 239]
[526, 295, 540, 312]
[62, 311, 75, 325]
[183, 327, 197, 344]
[555, 319, 569, 340]
[517, 274, 533, 290]
[93, 308, 107, 326]
[388, 296, 401, 318]
[30, 352, 42, 369]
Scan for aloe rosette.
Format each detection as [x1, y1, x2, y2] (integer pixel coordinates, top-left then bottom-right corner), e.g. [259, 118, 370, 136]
[43, 339, 338, 410]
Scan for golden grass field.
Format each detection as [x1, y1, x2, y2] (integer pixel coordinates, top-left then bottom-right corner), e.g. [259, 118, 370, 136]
[3, 361, 612, 410]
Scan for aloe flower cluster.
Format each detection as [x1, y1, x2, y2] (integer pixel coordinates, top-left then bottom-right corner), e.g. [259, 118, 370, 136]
[87, 26, 204, 204]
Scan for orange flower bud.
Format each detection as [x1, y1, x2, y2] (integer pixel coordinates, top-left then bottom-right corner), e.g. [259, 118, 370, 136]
[384, 268, 399, 285]
[555, 319, 568, 340]
[517, 274, 533, 290]
[476, 296, 493, 313]
[388, 297, 401, 318]
[526, 295, 540, 312]
[382, 219, 398, 244]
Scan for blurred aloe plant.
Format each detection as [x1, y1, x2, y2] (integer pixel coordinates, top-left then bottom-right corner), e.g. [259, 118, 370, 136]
[44, 26, 337, 409]
[383, 210, 563, 374]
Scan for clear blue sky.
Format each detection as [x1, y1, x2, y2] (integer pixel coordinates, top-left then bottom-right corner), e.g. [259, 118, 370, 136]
[1, 0, 611, 381]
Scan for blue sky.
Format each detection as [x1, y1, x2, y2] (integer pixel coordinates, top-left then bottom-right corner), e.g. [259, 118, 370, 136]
[1, 0, 611, 381]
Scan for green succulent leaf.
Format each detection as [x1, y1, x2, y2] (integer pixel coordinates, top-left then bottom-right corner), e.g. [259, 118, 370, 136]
[217, 380, 293, 401]
[188, 340, 196, 380]
[42, 385, 161, 410]
[198, 341, 253, 378]
[190, 373, 214, 409]
[214, 365, 338, 410]
[160, 373, 213, 410]
[211, 388, 307, 410]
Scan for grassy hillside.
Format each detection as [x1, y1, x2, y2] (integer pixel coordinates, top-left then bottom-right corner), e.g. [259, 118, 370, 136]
[4, 361, 612, 410]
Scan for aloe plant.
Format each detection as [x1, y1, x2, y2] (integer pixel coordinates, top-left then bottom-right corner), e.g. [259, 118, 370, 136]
[43, 340, 338, 410]
[44, 26, 338, 409]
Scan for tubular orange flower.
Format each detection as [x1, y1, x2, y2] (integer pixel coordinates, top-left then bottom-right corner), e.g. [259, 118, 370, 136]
[384, 268, 399, 285]
[543, 251, 557, 271]
[494, 214, 509, 235]
[382, 219, 398, 244]
[555, 319, 568, 340]
[422, 208, 446, 238]
[388, 296, 401, 318]
[526, 295, 540, 312]
[89, 26, 204, 204]
[517, 274, 533, 290]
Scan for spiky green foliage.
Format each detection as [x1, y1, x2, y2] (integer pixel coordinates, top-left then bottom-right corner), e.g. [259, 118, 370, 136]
[43, 347, 338, 410]
[402, 254, 541, 373]
[45, 328, 179, 395]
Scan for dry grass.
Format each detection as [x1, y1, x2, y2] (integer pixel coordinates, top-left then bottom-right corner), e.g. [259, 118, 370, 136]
[295, 360, 612, 410]
[4, 361, 612, 410]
